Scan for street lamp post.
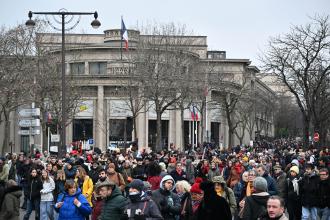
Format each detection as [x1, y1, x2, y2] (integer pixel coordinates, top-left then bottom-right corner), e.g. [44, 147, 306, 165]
[26, 10, 101, 157]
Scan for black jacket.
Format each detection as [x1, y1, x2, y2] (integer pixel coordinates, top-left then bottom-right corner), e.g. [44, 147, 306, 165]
[169, 170, 187, 182]
[285, 176, 301, 203]
[27, 176, 43, 200]
[179, 192, 193, 220]
[123, 194, 163, 219]
[300, 172, 320, 207]
[88, 166, 100, 185]
[196, 192, 232, 220]
[319, 178, 330, 208]
[242, 192, 270, 220]
[152, 188, 181, 220]
[132, 165, 146, 180]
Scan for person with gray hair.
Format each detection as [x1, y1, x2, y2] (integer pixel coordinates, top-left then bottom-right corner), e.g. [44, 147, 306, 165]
[257, 164, 278, 195]
[241, 177, 270, 220]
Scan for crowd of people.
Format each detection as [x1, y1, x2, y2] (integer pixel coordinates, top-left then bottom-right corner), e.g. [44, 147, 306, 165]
[0, 139, 329, 220]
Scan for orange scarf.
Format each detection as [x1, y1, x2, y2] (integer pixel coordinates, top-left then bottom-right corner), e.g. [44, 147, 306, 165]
[246, 182, 253, 196]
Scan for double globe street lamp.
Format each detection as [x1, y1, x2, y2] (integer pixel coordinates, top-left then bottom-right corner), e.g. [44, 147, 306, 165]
[26, 9, 101, 157]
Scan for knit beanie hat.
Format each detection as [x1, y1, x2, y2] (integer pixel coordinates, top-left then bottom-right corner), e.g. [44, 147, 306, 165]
[253, 177, 268, 192]
[128, 179, 144, 192]
[190, 177, 203, 194]
[291, 159, 299, 167]
[289, 165, 299, 175]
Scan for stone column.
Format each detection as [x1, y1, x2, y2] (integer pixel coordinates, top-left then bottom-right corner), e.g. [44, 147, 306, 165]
[96, 86, 106, 151]
[169, 110, 176, 150]
[175, 109, 182, 151]
[136, 104, 147, 149]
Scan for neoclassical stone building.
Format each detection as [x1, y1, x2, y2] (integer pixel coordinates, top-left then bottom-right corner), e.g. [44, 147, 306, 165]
[5, 28, 276, 153]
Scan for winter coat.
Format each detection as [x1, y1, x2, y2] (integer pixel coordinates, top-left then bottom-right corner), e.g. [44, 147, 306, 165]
[300, 172, 320, 207]
[65, 166, 77, 180]
[170, 169, 187, 182]
[0, 163, 9, 183]
[26, 176, 43, 200]
[55, 188, 92, 220]
[132, 165, 146, 180]
[152, 175, 181, 220]
[54, 179, 66, 202]
[41, 177, 55, 201]
[259, 214, 288, 220]
[233, 180, 247, 204]
[318, 178, 330, 208]
[207, 168, 220, 181]
[76, 176, 93, 206]
[99, 186, 128, 220]
[219, 186, 237, 216]
[196, 191, 232, 220]
[91, 198, 104, 220]
[179, 192, 193, 220]
[185, 159, 195, 184]
[275, 172, 286, 198]
[285, 176, 301, 203]
[123, 194, 163, 219]
[0, 185, 22, 220]
[242, 192, 270, 220]
[107, 171, 126, 191]
[88, 167, 100, 185]
[262, 172, 278, 195]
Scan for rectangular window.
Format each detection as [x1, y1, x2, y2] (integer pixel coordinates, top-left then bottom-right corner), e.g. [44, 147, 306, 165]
[89, 62, 107, 75]
[70, 62, 85, 75]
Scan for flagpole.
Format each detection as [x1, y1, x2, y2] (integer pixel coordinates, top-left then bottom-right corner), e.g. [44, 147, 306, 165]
[120, 16, 123, 60]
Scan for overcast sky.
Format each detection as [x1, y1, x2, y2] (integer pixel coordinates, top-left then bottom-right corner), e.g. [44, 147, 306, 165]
[1, 0, 329, 67]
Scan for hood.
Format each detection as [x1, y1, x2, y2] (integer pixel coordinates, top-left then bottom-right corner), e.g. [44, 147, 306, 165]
[5, 185, 22, 198]
[108, 185, 122, 199]
[160, 175, 175, 191]
[65, 187, 82, 197]
[251, 192, 270, 205]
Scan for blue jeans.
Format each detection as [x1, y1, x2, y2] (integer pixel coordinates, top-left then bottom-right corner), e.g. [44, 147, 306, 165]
[23, 198, 40, 220]
[302, 206, 318, 220]
[40, 201, 54, 220]
[318, 207, 330, 220]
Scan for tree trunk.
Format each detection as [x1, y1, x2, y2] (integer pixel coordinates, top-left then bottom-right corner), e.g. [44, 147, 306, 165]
[133, 115, 138, 143]
[155, 111, 162, 152]
[42, 123, 48, 152]
[180, 106, 185, 150]
[302, 115, 310, 149]
[2, 116, 10, 155]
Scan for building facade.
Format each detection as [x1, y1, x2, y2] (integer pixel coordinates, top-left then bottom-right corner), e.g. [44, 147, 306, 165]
[3, 28, 276, 153]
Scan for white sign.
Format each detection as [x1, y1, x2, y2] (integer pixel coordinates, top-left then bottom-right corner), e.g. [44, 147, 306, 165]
[18, 129, 40, 135]
[51, 134, 60, 142]
[19, 119, 40, 127]
[19, 108, 40, 117]
[49, 146, 58, 152]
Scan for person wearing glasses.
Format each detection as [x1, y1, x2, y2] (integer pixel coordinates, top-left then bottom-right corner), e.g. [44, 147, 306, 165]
[152, 175, 181, 220]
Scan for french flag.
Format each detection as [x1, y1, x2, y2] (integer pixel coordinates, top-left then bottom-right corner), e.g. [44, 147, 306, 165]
[190, 105, 199, 121]
[121, 18, 129, 51]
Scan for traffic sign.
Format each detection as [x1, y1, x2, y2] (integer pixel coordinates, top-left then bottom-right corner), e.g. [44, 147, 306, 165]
[18, 129, 40, 135]
[313, 132, 320, 142]
[19, 119, 40, 127]
[19, 108, 40, 117]
[51, 134, 60, 142]
[88, 139, 94, 145]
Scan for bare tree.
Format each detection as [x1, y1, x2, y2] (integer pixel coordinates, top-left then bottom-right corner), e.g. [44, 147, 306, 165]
[261, 15, 330, 147]
[133, 23, 198, 151]
[0, 24, 37, 154]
